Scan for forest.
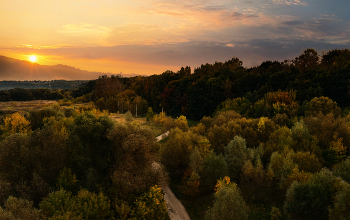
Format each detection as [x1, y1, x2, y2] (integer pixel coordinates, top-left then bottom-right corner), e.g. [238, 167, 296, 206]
[0, 48, 349, 219]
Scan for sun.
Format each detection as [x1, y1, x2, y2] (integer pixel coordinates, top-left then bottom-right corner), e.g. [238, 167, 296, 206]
[29, 55, 37, 62]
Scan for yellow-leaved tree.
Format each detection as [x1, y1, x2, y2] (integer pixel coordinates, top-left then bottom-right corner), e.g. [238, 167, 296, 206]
[3, 112, 31, 135]
[131, 185, 168, 220]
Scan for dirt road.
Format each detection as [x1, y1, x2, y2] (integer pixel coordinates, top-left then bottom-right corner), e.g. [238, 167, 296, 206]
[155, 132, 191, 220]
[156, 131, 170, 142]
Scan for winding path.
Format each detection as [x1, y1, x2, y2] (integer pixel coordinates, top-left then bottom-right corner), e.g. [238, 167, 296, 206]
[155, 132, 191, 220]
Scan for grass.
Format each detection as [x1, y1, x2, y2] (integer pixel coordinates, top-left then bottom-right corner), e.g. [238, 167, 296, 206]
[0, 100, 57, 116]
[0, 100, 95, 119]
[144, 121, 166, 137]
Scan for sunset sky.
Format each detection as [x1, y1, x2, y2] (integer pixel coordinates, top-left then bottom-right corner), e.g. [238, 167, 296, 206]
[1, 0, 349, 77]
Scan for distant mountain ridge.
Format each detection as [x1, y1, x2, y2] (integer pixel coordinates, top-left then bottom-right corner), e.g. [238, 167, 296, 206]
[0, 55, 139, 81]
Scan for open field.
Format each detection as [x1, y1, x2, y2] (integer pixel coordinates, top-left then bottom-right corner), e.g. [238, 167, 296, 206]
[0, 100, 154, 129]
[0, 100, 58, 115]
[109, 113, 147, 124]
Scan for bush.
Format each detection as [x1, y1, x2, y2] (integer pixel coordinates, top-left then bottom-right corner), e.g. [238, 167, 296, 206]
[125, 111, 134, 122]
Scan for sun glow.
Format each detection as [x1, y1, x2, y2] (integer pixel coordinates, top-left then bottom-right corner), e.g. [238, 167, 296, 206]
[29, 55, 37, 62]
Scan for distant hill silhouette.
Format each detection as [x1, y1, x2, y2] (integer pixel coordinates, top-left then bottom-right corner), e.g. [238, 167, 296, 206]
[0, 56, 138, 80]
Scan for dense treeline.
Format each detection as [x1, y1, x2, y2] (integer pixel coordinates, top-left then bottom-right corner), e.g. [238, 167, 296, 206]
[0, 80, 92, 102]
[0, 80, 87, 90]
[0, 106, 168, 219]
[73, 48, 350, 121]
[0, 88, 64, 102]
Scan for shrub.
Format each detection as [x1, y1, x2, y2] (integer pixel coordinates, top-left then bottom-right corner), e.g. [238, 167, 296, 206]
[125, 111, 134, 122]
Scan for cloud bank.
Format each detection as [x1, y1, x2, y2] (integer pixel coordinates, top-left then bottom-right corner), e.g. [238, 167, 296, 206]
[0, 0, 349, 76]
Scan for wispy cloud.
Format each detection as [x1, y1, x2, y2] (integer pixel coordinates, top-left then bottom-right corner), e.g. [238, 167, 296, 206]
[141, 1, 260, 27]
[57, 23, 112, 46]
[107, 23, 190, 45]
[272, 0, 308, 6]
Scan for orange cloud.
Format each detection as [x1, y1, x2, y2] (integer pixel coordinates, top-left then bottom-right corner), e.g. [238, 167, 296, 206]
[107, 23, 190, 45]
[57, 23, 111, 46]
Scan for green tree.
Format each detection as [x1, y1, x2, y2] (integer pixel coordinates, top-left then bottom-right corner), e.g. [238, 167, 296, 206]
[284, 168, 340, 220]
[108, 122, 159, 200]
[293, 48, 319, 72]
[290, 119, 321, 157]
[205, 177, 248, 220]
[268, 150, 299, 190]
[200, 152, 228, 192]
[304, 113, 350, 165]
[290, 151, 322, 173]
[264, 126, 294, 161]
[305, 96, 341, 117]
[174, 115, 189, 131]
[68, 112, 114, 190]
[240, 157, 273, 204]
[56, 167, 78, 193]
[271, 206, 282, 220]
[146, 107, 154, 121]
[179, 147, 203, 197]
[39, 189, 73, 218]
[0, 197, 42, 220]
[0, 124, 69, 204]
[224, 136, 251, 180]
[106, 96, 119, 113]
[160, 128, 209, 180]
[40, 189, 113, 220]
[212, 110, 242, 127]
[0, 133, 32, 183]
[26, 107, 65, 130]
[333, 158, 350, 183]
[95, 74, 125, 99]
[216, 98, 251, 116]
[200, 116, 213, 131]
[95, 97, 106, 110]
[329, 183, 350, 220]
